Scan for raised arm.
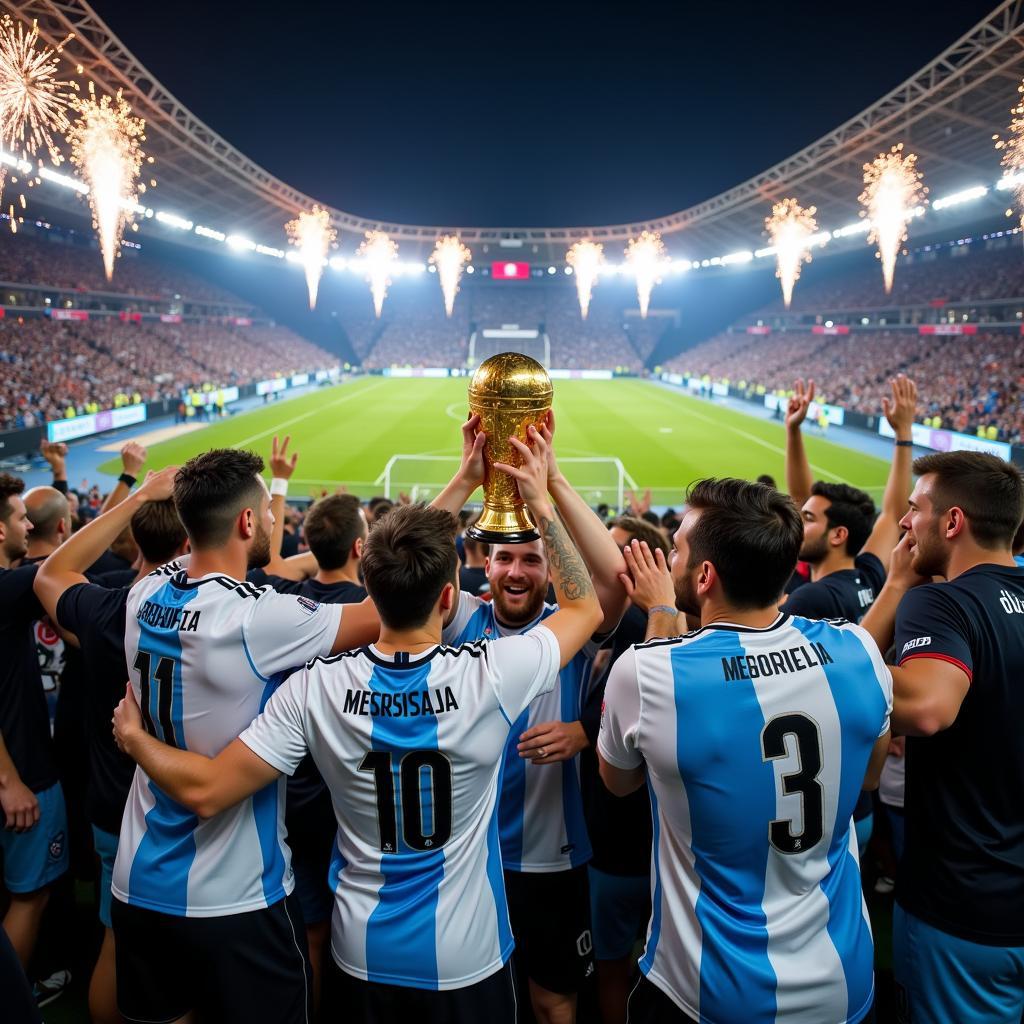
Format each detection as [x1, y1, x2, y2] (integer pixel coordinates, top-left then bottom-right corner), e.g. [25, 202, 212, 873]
[262, 435, 299, 576]
[784, 378, 815, 508]
[34, 467, 178, 621]
[40, 440, 68, 494]
[860, 375, 916, 563]
[431, 413, 486, 516]
[859, 533, 927, 656]
[100, 441, 148, 515]
[114, 685, 278, 818]
[542, 414, 628, 633]
[493, 427, 603, 667]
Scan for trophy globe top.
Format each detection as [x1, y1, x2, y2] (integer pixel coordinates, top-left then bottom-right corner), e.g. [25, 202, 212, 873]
[469, 353, 553, 409]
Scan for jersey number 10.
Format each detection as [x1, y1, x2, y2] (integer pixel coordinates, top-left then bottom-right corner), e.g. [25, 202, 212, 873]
[359, 750, 454, 854]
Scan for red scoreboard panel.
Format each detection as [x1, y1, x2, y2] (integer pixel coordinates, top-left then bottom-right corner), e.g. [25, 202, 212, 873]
[491, 261, 530, 280]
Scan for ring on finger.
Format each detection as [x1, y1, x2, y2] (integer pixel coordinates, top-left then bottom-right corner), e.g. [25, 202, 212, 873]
[538, 746, 547, 758]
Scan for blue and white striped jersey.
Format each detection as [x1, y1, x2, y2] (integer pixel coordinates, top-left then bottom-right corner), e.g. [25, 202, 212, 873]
[240, 628, 561, 991]
[444, 592, 595, 872]
[113, 561, 343, 918]
[599, 614, 892, 1024]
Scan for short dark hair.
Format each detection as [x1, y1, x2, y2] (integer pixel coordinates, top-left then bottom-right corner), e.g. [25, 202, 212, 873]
[641, 510, 661, 528]
[913, 451, 1024, 548]
[361, 504, 458, 629]
[131, 499, 187, 565]
[810, 481, 876, 556]
[173, 449, 265, 548]
[686, 478, 802, 608]
[462, 513, 488, 559]
[756, 474, 776, 488]
[304, 494, 365, 570]
[0, 473, 24, 523]
[608, 515, 671, 558]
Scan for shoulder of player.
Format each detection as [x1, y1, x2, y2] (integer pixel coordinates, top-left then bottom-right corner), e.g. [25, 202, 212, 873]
[631, 625, 713, 654]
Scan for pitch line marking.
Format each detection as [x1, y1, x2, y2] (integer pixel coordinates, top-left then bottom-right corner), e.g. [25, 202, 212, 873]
[230, 381, 385, 450]
[641, 385, 846, 483]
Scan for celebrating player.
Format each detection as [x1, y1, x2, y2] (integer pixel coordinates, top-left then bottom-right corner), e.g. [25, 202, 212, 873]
[433, 413, 628, 1024]
[112, 431, 602, 1024]
[600, 478, 892, 1024]
[860, 452, 1024, 1024]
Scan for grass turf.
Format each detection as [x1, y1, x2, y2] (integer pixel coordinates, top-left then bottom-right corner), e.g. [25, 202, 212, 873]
[100, 378, 890, 503]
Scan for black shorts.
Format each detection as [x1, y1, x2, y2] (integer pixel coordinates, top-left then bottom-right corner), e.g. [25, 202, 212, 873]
[326, 957, 517, 1024]
[505, 865, 593, 995]
[111, 893, 311, 1024]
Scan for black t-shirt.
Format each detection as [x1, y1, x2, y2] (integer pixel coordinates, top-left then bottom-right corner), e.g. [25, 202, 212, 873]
[458, 566, 489, 596]
[781, 552, 885, 623]
[253, 576, 367, 835]
[87, 550, 132, 577]
[893, 564, 1024, 945]
[0, 564, 57, 794]
[55, 581, 134, 834]
[580, 603, 653, 877]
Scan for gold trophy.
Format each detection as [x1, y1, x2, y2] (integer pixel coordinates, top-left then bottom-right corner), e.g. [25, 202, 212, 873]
[466, 352, 553, 543]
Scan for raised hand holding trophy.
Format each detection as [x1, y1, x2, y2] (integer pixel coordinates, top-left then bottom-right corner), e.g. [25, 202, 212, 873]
[466, 352, 553, 543]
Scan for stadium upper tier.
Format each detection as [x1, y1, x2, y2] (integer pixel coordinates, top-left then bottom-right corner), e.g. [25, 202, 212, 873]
[0, 317, 335, 431]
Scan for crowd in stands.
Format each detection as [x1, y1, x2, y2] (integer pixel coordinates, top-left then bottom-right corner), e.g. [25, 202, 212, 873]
[0, 231, 248, 307]
[0, 318, 336, 430]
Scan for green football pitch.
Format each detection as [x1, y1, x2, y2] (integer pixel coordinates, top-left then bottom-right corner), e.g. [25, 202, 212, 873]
[100, 377, 890, 506]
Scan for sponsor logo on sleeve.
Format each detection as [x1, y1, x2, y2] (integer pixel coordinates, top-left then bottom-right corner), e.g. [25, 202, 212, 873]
[901, 636, 931, 656]
[296, 596, 319, 615]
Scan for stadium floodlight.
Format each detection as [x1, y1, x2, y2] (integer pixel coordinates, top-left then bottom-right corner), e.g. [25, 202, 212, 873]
[226, 234, 256, 251]
[194, 224, 225, 241]
[547, 266, 557, 274]
[466, 265, 475, 274]
[156, 210, 193, 231]
[37, 164, 87, 193]
[721, 250, 754, 265]
[859, 144, 928, 294]
[931, 185, 988, 211]
[255, 244, 284, 258]
[67, 85, 148, 281]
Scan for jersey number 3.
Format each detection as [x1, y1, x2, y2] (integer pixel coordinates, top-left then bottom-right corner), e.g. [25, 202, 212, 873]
[760, 713, 824, 855]
[359, 750, 453, 854]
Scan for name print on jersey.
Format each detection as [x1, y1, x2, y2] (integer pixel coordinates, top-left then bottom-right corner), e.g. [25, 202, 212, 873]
[342, 686, 460, 718]
[135, 600, 202, 632]
[721, 640, 834, 682]
[998, 588, 1024, 615]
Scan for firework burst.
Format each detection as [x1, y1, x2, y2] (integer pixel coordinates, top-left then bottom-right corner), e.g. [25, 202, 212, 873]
[566, 241, 604, 319]
[430, 236, 471, 317]
[859, 144, 927, 294]
[0, 14, 76, 210]
[286, 206, 335, 309]
[356, 230, 399, 317]
[624, 231, 667, 318]
[994, 80, 1024, 227]
[765, 198, 818, 309]
[67, 86, 146, 280]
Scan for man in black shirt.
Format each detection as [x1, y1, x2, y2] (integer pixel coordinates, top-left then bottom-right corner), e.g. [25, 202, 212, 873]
[861, 451, 1024, 1024]
[459, 522, 490, 596]
[781, 375, 916, 622]
[0, 474, 68, 970]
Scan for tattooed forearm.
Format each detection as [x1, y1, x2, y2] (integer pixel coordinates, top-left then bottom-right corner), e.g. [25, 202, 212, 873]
[537, 511, 595, 603]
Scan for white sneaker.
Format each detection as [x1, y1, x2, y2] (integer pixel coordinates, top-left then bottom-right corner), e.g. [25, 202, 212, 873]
[33, 969, 71, 1007]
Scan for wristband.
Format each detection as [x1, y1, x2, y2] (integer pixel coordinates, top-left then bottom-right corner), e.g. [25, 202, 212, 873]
[894, 439, 913, 448]
[649, 605, 678, 617]
[270, 477, 289, 497]
[118, 472, 137, 488]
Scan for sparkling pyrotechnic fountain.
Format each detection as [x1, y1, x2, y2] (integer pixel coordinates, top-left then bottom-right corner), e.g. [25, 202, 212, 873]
[765, 198, 818, 309]
[430, 235, 471, 317]
[0, 13, 75, 220]
[565, 241, 605, 319]
[286, 205, 336, 309]
[356, 230, 399, 318]
[624, 231, 667, 319]
[67, 85, 147, 280]
[994, 79, 1024, 228]
[859, 144, 927, 295]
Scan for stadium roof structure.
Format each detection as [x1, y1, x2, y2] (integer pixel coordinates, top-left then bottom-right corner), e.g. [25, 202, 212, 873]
[14, 0, 1024, 265]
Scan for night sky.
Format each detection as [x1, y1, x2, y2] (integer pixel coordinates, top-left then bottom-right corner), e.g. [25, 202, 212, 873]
[91, 0, 1000, 227]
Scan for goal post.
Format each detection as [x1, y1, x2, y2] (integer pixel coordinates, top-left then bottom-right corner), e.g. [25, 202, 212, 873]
[377, 454, 633, 511]
[468, 330, 550, 368]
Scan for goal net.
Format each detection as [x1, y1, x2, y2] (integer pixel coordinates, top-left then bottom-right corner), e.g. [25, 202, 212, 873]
[377, 454, 633, 511]
[468, 329, 550, 368]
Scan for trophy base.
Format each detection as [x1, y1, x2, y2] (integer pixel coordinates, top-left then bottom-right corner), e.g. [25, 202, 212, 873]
[466, 524, 540, 545]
